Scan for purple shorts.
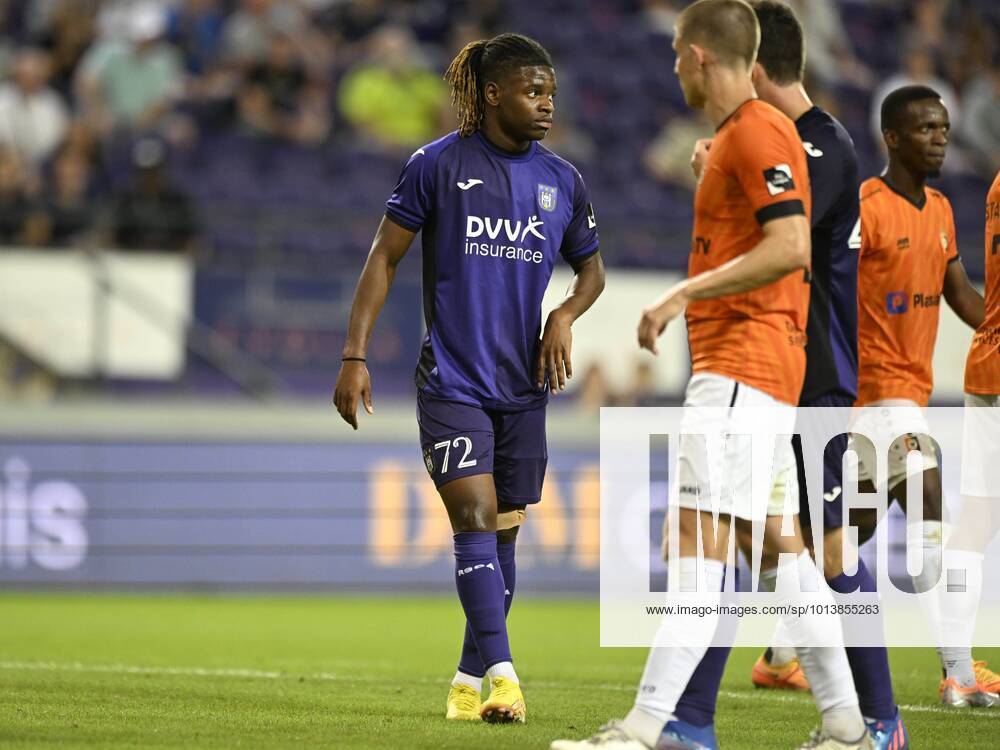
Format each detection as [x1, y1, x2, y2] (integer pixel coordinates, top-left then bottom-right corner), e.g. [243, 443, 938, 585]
[416, 392, 548, 505]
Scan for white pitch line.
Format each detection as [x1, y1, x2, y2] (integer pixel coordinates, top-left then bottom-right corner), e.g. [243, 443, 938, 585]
[713, 689, 1000, 719]
[0, 660, 996, 720]
[0, 660, 284, 680]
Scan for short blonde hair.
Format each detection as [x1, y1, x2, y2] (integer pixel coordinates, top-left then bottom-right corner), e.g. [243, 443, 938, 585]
[677, 0, 760, 70]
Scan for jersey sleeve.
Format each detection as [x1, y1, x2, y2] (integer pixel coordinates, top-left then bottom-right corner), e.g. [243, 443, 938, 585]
[559, 167, 600, 263]
[385, 147, 435, 232]
[859, 192, 878, 258]
[727, 119, 809, 226]
[943, 197, 959, 263]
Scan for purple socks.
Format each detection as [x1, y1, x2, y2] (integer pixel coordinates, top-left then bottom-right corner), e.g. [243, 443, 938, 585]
[827, 560, 896, 720]
[674, 646, 731, 727]
[453, 532, 512, 672]
[458, 535, 516, 677]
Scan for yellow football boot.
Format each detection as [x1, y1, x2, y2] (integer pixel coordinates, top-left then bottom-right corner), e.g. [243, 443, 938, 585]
[445, 682, 482, 721]
[480, 676, 526, 724]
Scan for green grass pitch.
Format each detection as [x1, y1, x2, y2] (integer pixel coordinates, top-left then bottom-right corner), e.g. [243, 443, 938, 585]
[0, 594, 996, 748]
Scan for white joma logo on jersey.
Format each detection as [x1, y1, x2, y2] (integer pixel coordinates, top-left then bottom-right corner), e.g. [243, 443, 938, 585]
[803, 141, 824, 158]
[467, 215, 546, 242]
[457, 178, 484, 190]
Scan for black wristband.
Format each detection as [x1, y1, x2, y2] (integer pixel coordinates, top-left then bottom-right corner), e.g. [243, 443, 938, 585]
[341, 357, 366, 363]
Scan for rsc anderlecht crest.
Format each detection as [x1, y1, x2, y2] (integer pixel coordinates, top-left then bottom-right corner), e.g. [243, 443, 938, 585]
[537, 184, 558, 212]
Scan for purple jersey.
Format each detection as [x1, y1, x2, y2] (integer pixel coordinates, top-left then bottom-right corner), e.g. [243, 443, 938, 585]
[385, 131, 599, 411]
[795, 106, 859, 403]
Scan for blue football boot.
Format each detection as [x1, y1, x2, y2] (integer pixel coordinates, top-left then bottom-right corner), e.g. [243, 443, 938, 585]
[656, 719, 719, 750]
[865, 710, 910, 750]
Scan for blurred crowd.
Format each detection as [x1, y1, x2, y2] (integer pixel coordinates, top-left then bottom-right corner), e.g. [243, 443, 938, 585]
[0, 0, 997, 401]
[0, 0, 995, 257]
[0, 0, 504, 253]
[643, 0, 999, 188]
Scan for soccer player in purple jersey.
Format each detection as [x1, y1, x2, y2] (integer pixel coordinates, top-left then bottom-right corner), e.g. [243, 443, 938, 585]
[333, 33, 605, 725]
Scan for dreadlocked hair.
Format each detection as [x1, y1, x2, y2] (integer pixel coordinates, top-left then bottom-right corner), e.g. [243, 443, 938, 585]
[444, 33, 554, 137]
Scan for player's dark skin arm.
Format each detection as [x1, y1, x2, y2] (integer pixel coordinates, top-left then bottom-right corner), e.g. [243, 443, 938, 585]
[536, 251, 605, 393]
[333, 217, 416, 429]
[942, 258, 985, 329]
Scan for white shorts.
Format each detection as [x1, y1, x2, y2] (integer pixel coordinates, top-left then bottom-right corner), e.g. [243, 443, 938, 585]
[673, 373, 798, 521]
[961, 393, 1000, 497]
[848, 399, 938, 492]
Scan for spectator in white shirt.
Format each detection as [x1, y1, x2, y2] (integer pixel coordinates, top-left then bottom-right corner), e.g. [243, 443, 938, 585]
[0, 48, 69, 165]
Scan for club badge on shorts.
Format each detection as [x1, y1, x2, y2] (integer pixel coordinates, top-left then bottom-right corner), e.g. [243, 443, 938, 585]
[537, 184, 558, 212]
[423, 448, 435, 474]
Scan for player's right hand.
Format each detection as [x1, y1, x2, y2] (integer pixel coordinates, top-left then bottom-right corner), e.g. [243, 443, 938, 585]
[691, 138, 712, 180]
[637, 286, 689, 355]
[637, 306, 669, 355]
[333, 361, 373, 430]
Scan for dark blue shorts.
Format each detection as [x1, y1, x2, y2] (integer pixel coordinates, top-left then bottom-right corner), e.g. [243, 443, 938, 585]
[416, 393, 548, 505]
[795, 392, 853, 533]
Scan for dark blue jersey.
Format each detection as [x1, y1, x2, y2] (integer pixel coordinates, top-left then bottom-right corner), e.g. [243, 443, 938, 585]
[385, 131, 600, 411]
[796, 107, 860, 403]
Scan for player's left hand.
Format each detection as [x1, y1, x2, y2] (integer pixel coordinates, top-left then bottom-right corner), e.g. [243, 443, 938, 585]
[637, 289, 688, 355]
[537, 309, 573, 394]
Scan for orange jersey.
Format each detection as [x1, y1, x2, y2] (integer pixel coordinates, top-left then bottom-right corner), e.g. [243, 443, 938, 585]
[686, 99, 812, 406]
[964, 170, 1000, 394]
[856, 177, 958, 406]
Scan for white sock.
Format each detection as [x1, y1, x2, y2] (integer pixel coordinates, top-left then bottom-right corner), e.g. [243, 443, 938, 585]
[759, 567, 797, 665]
[486, 661, 518, 683]
[627, 557, 725, 747]
[776, 552, 863, 741]
[703, 558, 725, 593]
[770, 622, 797, 666]
[938, 548, 984, 687]
[623, 706, 667, 749]
[940, 649, 976, 687]
[675, 555, 725, 592]
[908, 521, 943, 594]
[452, 670, 483, 691]
[907, 521, 953, 678]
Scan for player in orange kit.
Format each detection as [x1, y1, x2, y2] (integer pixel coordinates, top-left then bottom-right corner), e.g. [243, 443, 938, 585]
[965, 171, 1000, 396]
[851, 85, 996, 707]
[552, 2, 870, 748]
[939, 168, 1000, 707]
